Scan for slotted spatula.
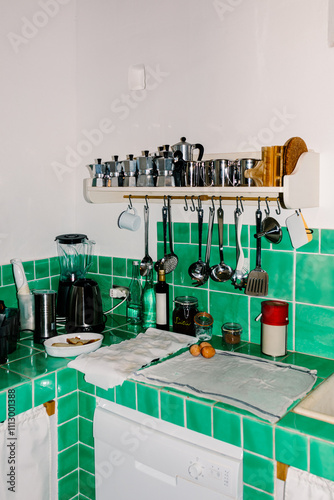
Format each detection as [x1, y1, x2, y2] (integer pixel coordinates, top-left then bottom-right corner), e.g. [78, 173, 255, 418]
[245, 207, 269, 296]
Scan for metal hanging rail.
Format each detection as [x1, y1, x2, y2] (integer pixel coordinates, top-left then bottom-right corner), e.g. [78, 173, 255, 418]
[123, 194, 279, 203]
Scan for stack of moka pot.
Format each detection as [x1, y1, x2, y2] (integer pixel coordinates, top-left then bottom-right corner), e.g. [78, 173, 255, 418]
[87, 137, 263, 189]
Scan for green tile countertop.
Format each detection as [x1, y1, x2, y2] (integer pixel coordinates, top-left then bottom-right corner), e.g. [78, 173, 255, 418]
[2, 316, 334, 498]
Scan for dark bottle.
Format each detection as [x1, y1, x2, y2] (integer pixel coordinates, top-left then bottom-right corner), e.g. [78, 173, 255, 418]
[155, 269, 169, 330]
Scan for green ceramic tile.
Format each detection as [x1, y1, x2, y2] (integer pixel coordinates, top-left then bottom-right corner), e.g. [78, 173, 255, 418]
[99, 256, 112, 275]
[79, 443, 95, 474]
[174, 223, 190, 243]
[186, 399, 212, 436]
[137, 383, 159, 418]
[50, 256, 60, 276]
[243, 451, 274, 493]
[310, 439, 334, 481]
[8, 382, 32, 416]
[58, 443, 79, 479]
[243, 485, 273, 500]
[78, 372, 95, 395]
[0, 391, 6, 421]
[160, 391, 185, 427]
[115, 380, 136, 410]
[96, 386, 115, 402]
[79, 417, 94, 447]
[79, 391, 96, 421]
[277, 411, 334, 444]
[275, 427, 308, 470]
[35, 258, 49, 279]
[90, 255, 98, 274]
[57, 367, 78, 397]
[58, 417, 79, 452]
[282, 352, 334, 379]
[113, 257, 127, 277]
[296, 228, 319, 253]
[34, 372, 56, 406]
[255, 249, 293, 301]
[7, 344, 36, 363]
[275, 227, 294, 252]
[209, 291, 248, 336]
[58, 469, 79, 500]
[22, 260, 35, 281]
[296, 254, 334, 306]
[243, 418, 273, 458]
[213, 407, 241, 447]
[29, 278, 51, 291]
[0, 368, 30, 391]
[58, 392, 79, 425]
[7, 352, 69, 379]
[321, 229, 334, 255]
[0, 285, 17, 308]
[79, 469, 95, 500]
[2, 264, 14, 286]
[295, 304, 334, 358]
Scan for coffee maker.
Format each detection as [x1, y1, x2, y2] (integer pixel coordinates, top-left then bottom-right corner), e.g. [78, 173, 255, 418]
[55, 233, 95, 317]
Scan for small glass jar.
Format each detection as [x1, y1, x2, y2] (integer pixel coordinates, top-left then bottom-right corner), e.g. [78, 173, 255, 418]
[172, 296, 199, 336]
[222, 322, 242, 346]
[194, 312, 213, 341]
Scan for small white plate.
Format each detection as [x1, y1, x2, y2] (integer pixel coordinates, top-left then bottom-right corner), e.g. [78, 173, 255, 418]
[44, 333, 103, 358]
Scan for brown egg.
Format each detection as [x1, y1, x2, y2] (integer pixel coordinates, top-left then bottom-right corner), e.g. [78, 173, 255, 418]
[199, 341, 212, 349]
[190, 344, 201, 357]
[201, 346, 216, 358]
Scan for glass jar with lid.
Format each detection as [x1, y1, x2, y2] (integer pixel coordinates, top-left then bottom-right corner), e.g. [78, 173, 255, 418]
[172, 296, 199, 336]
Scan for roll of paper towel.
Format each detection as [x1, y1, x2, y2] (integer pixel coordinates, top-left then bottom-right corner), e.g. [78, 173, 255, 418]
[285, 467, 334, 500]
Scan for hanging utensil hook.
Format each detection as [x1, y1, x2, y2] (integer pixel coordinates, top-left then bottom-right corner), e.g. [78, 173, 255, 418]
[128, 194, 133, 210]
[196, 196, 202, 212]
[145, 195, 149, 209]
[275, 196, 281, 215]
[219, 196, 222, 209]
[258, 196, 261, 210]
[163, 195, 168, 207]
[184, 196, 188, 212]
[190, 195, 196, 212]
[264, 197, 270, 216]
[211, 196, 215, 211]
[239, 196, 244, 213]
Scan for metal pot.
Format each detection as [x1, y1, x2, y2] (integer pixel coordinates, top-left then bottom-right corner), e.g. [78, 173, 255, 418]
[171, 137, 204, 161]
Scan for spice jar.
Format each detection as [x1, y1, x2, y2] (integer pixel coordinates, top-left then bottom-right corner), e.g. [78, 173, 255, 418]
[222, 322, 242, 346]
[172, 296, 199, 336]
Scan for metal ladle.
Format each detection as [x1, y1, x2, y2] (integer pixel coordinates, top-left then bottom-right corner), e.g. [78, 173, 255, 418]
[188, 202, 205, 281]
[140, 202, 153, 276]
[192, 207, 215, 287]
[162, 196, 178, 274]
[210, 207, 233, 282]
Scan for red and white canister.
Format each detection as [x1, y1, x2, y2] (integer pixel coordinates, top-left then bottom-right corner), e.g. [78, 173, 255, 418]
[260, 300, 289, 357]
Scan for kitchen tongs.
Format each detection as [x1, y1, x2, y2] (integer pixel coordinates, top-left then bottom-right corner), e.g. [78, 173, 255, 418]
[245, 206, 269, 296]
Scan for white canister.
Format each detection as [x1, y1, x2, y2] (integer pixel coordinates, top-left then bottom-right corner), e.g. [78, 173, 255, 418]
[260, 300, 289, 357]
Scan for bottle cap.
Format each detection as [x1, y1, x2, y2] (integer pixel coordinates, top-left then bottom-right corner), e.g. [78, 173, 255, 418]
[261, 300, 289, 326]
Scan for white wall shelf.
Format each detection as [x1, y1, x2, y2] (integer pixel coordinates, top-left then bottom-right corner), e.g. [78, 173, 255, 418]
[83, 151, 319, 209]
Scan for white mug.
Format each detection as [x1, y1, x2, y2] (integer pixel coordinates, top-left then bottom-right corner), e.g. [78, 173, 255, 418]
[118, 207, 141, 231]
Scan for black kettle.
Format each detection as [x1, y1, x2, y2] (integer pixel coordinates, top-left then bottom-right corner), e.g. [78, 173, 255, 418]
[66, 278, 105, 333]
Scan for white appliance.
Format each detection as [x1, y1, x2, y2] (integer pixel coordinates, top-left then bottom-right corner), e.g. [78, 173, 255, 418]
[94, 399, 243, 500]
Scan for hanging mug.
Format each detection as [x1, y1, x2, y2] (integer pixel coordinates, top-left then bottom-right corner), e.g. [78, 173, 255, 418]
[118, 206, 141, 231]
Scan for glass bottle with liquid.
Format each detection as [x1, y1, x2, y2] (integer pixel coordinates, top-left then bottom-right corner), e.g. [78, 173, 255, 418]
[127, 261, 142, 324]
[142, 265, 156, 329]
[155, 269, 169, 330]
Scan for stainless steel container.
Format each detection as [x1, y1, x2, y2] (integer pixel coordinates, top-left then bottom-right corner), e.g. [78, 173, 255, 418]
[33, 289, 57, 343]
[239, 158, 260, 187]
[185, 161, 200, 187]
[210, 159, 235, 186]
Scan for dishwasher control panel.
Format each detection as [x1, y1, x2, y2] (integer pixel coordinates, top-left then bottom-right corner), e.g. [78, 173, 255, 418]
[186, 457, 235, 496]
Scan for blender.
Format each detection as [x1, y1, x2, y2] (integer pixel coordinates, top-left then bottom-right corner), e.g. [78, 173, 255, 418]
[55, 234, 95, 318]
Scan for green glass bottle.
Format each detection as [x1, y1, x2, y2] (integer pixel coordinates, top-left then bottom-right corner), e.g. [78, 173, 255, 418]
[142, 265, 156, 329]
[127, 261, 142, 324]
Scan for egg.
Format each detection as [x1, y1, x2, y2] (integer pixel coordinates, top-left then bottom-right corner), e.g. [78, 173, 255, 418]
[201, 346, 216, 358]
[190, 344, 201, 356]
[199, 341, 212, 349]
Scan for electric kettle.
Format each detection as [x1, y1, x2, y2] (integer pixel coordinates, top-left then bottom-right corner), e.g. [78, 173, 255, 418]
[171, 137, 204, 161]
[66, 278, 105, 333]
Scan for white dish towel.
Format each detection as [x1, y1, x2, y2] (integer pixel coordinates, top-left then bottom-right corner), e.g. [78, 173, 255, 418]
[68, 328, 196, 390]
[285, 467, 334, 500]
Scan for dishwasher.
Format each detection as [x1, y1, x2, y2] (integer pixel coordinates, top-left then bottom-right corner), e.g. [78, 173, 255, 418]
[94, 399, 243, 499]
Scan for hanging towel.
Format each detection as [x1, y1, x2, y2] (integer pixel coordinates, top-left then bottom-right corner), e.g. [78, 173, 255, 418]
[285, 467, 334, 500]
[0, 405, 52, 500]
[132, 350, 317, 423]
[68, 328, 196, 390]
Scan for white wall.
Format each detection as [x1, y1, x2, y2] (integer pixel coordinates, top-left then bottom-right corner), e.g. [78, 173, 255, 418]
[0, 0, 76, 264]
[1, 0, 334, 264]
[74, 0, 334, 260]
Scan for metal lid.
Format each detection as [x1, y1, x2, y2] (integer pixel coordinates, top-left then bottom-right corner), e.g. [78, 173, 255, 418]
[174, 296, 198, 306]
[55, 234, 88, 244]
